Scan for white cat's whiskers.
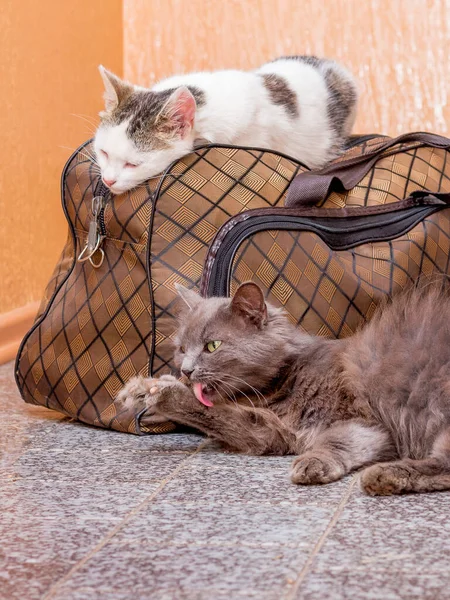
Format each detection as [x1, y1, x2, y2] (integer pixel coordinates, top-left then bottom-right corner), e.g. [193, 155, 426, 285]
[128, 173, 180, 190]
[59, 145, 81, 154]
[70, 113, 99, 133]
[79, 148, 99, 164]
[95, 57, 357, 182]
[59, 146, 100, 168]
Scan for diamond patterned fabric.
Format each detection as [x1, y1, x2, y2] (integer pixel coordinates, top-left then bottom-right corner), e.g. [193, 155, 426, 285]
[15, 136, 450, 434]
[230, 210, 450, 338]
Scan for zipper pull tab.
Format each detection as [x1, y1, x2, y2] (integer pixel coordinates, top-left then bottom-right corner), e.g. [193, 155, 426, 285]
[86, 221, 99, 254]
[86, 196, 102, 252]
[77, 196, 106, 268]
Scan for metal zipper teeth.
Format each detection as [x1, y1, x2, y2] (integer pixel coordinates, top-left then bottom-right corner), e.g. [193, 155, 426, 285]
[98, 208, 107, 236]
[94, 181, 110, 236]
[207, 206, 440, 297]
[345, 133, 383, 149]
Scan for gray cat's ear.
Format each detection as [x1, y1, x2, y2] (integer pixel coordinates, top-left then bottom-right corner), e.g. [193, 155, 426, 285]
[157, 87, 196, 139]
[231, 282, 268, 328]
[98, 65, 133, 113]
[175, 283, 201, 310]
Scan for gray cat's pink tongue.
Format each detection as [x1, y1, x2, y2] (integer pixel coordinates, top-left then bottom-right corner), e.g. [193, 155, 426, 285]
[193, 383, 214, 407]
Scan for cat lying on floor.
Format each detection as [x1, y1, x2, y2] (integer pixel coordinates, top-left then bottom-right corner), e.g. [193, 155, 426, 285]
[117, 279, 450, 496]
[94, 56, 357, 194]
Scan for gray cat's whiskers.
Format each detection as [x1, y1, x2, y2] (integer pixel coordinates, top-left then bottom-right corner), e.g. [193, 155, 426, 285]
[221, 373, 269, 407]
[215, 380, 238, 405]
[201, 372, 239, 406]
[212, 381, 238, 407]
[210, 382, 228, 404]
[200, 372, 245, 409]
[217, 377, 258, 412]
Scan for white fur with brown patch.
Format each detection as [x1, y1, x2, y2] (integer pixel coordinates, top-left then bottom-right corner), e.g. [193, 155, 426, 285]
[94, 57, 358, 194]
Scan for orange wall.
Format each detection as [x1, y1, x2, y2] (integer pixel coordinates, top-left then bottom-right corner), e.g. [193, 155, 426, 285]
[124, 0, 449, 136]
[0, 0, 122, 314]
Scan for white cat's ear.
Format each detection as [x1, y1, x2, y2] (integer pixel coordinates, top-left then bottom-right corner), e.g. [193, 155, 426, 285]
[159, 87, 196, 138]
[231, 282, 268, 328]
[175, 283, 202, 310]
[98, 65, 133, 113]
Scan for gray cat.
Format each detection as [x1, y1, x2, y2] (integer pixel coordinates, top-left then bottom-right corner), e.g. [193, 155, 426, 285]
[118, 280, 450, 496]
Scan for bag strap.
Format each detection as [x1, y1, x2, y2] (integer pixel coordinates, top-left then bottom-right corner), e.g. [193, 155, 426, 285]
[408, 190, 450, 205]
[285, 132, 450, 208]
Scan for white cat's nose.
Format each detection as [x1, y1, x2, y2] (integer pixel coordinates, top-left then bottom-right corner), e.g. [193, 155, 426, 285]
[103, 178, 116, 188]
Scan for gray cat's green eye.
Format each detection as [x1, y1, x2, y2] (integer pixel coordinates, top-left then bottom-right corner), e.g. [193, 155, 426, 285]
[206, 340, 222, 353]
[179, 346, 185, 353]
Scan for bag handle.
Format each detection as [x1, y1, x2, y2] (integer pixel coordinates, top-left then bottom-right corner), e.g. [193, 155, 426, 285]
[285, 132, 450, 208]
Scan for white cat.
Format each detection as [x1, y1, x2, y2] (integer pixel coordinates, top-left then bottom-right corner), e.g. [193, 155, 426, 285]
[94, 57, 358, 195]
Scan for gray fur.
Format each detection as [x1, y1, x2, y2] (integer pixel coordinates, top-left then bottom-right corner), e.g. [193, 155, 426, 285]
[118, 278, 450, 496]
[272, 55, 358, 146]
[323, 67, 358, 137]
[104, 85, 205, 150]
[276, 55, 323, 68]
[260, 73, 299, 118]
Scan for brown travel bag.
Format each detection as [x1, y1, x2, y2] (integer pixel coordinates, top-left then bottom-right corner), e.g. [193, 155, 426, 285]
[15, 132, 450, 434]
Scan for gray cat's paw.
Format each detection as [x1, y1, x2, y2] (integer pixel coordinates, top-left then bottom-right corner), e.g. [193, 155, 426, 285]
[360, 463, 407, 496]
[116, 375, 182, 412]
[290, 452, 344, 485]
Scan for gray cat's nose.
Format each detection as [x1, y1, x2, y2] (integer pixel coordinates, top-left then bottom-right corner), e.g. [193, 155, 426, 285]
[181, 368, 194, 378]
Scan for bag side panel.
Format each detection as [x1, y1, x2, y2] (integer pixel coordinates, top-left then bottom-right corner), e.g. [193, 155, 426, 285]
[15, 145, 84, 407]
[229, 209, 450, 336]
[35, 232, 75, 320]
[16, 143, 159, 433]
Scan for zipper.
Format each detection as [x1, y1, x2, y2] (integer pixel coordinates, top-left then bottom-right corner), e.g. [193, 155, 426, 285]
[201, 203, 445, 298]
[77, 180, 110, 268]
[96, 180, 109, 236]
[344, 134, 384, 150]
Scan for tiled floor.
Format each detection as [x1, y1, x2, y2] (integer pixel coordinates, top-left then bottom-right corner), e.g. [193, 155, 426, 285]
[2, 361, 450, 600]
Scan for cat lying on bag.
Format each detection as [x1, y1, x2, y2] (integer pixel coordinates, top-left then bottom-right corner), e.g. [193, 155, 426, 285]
[118, 279, 450, 497]
[94, 56, 357, 194]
